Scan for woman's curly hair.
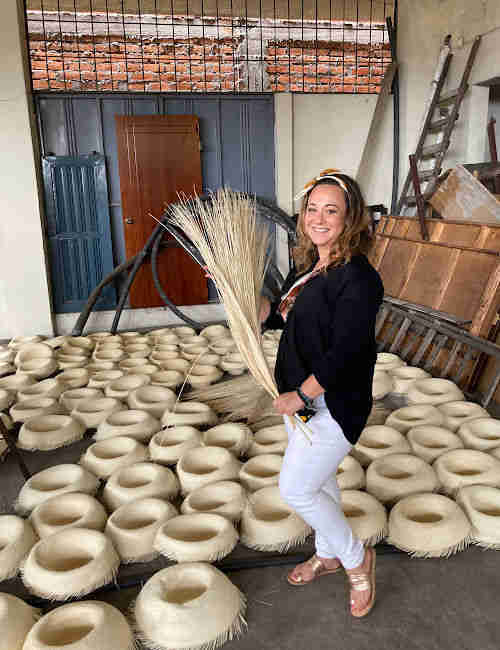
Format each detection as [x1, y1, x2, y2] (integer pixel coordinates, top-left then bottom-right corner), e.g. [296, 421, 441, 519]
[292, 173, 374, 273]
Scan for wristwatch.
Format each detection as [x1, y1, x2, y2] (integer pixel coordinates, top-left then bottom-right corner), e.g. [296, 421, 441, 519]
[296, 387, 315, 410]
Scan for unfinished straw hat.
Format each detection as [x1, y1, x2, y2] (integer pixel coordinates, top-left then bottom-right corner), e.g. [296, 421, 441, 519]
[127, 385, 176, 418]
[14, 343, 53, 367]
[9, 335, 45, 350]
[18, 415, 85, 451]
[341, 490, 388, 546]
[149, 426, 202, 465]
[352, 425, 411, 467]
[385, 404, 445, 434]
[437, 401, 490, 432]
[247, 424, 288, 457]
[407, 425, 464, 463]
[200, 324, 230, 341]
[59, 387, 104, 412]
[177, 446, 242, 495]
[95, 409, 161, 442]
[220, 353, 247, 376]
[457, 417, 500, 451]
[187, 365, 223, 387]
[159, 357, 190, 374]
[17, 358, 58, 379]
[154, 513, 239, 562]
[387, 493, 471, 557]
[456, 485, 500, 549]
[150, 369, 184, 389]
[87, 370, 124, 389]
[56, 368, 89, 389]
[372, 370, 394, 400]
[134, 562, 246, 650]
[22, 529, 120, 600]
[56, 354, 89, 370]
[0, 372, 36, 392]
[104, 373, 151, 399]
[10, 397, 62, 423]
[375, 352, 406, 373]
[72, 397, 125, 429]
[18, 378, 65, 401]
[105, 498, 178, 563]
[0, 515, 37, 580]
[387, 366, 431, 395]
[336, 455, 365, 490]
[202, 423, 253, 457]
[239, 454, 282, 492]
[80, 436, 149, 478]
[162, 401, 218, 429]
[0, 593, 40, 650]
[209, 338, 238, 356]
[240, 485, 311, 552]
[22, 600, 134, 650]
[29, 493, 107, 538]
[366, 453, 439, 505]
[407, 378, 464, 406]
[433, 449, 500, 495]
[86, 362, 117, 374]
[103, 461, 179, 511]
[16, 464, 99, 516]
[0, 388, 15, 411]
[181, 481, 247, 522]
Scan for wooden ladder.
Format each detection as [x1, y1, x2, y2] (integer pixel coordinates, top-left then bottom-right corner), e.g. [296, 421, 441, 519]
[396, 36, 482, 215]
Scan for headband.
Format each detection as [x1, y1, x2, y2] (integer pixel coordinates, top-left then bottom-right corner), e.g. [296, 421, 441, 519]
[293, 169, 349, 202]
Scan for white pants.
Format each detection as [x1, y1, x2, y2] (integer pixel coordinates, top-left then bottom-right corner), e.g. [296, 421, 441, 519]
[279, 395, 365, 570]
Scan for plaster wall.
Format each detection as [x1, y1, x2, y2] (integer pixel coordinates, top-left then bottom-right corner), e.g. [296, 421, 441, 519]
[0, 1, 53, 338]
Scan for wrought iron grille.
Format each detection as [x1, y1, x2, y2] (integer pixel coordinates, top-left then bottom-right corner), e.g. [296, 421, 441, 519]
[26, 0, 393, 93]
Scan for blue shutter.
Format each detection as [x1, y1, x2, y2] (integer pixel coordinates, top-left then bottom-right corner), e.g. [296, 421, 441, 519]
[42, 154, 117, 313]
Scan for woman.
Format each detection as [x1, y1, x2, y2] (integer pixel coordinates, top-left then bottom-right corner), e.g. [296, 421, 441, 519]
[261, 170, 384, 618]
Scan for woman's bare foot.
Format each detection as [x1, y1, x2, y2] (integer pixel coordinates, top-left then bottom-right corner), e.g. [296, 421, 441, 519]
[345, 547, 376, 617]
[287, 554, 341, 586]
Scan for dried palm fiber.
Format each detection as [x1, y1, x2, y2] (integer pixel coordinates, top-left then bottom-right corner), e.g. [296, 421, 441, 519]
[0, 362, 15, 377]
[134, 562, 246, 650]
[0, 372, 36, 392]
[150, 369, 184, 389]
[168, 189, 313, 444]
[202, 423, 253, 456]
[95, 409, 161, 442]
[17, 378, 65, 401]
[154, 513, 238, 562]
[433, 449, 500, 496]
[374, 352, 406, 373]
[181, 481, 247, 522]
[0, 388, 14, 411]
[17, 358, 58, 379]
[336, 455, 365, 490]
[29, 493, 107, 538]
[16, 464, 99, 516]
[407, 378, 464, 406]
[0, 593, 40, 650]
[10, 397, 62, 423]
[188, 365, 224, 387]
[87, 370, 124, 389]
[93, 348, 125, 363]
[246, 424, 288, 457]
[172, 325, 197, 338]
[56, 369, 90, 390]
[388, 366, 430, 395]
[0, 515, 37, 580]
[456, 485, 500, 549]
[18, 415, 85, 451]
[437, 401, 490, 433]
[365, 400, 392, 426]
[22, 529, 120, 600]
[366, 454, 439, 505]
[81, 436, 149, 478]
[341, 490, 388, 546]
[407, 426, 464, 463]
[23, 600, 134, 650]
[387, 493, 471, 558]
[352, 425, 411, 467]
[14, 343, 53, 367]
[385, 404, 445, 434]
[200, 324, 230, 341]
[103, 461, 179, 511]
[162, 401, 218, 429]
[60, 387, 104, 412]
[240, 485, 311, 552]
[72, 397, 125, 429]
[104, 373, 151, 399]
[149, 426, 202, 465]
[127, 385, 176, 418]
[220, 352, 247, 376]
[372, 370, 393, 400]
[86, 360, 116, 373]
[106, 498, 178, 563]
[177, 446, 241, 495]
[159, 357, 190, 374]
[457, 417, 500, 451]
[9, 335, 44, 350]
[239, 454, 282, 492]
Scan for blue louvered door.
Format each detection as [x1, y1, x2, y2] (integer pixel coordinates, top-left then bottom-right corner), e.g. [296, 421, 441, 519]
[42, 154, 117, 313]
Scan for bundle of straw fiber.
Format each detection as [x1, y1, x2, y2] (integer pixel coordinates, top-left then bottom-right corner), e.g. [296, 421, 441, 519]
[168, 190, 311, 442]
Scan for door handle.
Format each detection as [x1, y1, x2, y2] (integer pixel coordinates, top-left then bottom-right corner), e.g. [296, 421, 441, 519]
[125, 217, 135, 224]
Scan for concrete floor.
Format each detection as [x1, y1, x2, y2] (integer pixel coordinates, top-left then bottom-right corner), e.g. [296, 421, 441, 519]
[2, 435, 500, 650]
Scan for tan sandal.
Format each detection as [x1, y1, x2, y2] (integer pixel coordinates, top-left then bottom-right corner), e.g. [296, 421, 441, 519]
[346, 547, 376, 617]
[287, 554, 341, 586]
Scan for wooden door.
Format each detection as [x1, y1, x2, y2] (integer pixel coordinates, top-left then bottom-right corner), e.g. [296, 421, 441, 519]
[115, 115, 208, 308]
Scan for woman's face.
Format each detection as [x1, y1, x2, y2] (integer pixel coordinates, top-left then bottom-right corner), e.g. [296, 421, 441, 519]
[303, 184, 347, 258]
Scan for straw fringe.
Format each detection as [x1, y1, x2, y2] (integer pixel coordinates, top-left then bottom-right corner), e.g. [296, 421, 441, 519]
[473, 538, 500, 550]
[362, 525, 388, 548]
[240, 528, 312, 553]
[15, 482, 100, 517]
[16, 428, 85, 452]
[386, 533, 472, 558]
[154, 537, 238, 564]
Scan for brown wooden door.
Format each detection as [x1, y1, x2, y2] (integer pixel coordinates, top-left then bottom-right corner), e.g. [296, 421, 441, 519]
[115, 115, 208, 308]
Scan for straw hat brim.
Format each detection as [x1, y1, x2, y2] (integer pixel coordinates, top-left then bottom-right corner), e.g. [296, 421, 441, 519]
[0, 593, 40, 650]
[181, 481, 247, 522]
[366, 454, 439, 505]
[437, 401, 490, 433]
[385, 405, 445, 433]
[336, 456, 365, 490]
[202, 423, 253, 457]
[18, 415, 85, 451]
[407, 425, 464, 463]
[149, 427, 202, 465]
[80, 436, 149, 478]
[103, 462, 179, 511]
[0, 515, 38, 581]
[29, 493, 107, 538]
[457, 417, 500, 451]
[406, 378, 464, 406]
[341, 490, 388, 546]
[352, 425, 411, 467]
[433, 449, 500, 496]
[239, 454, 282, 492]
[177, 446, 242, 495]
[456, 485, 500, 549]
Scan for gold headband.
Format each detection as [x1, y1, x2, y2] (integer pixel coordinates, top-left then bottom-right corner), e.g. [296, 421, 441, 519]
[293, 169, 348, 202]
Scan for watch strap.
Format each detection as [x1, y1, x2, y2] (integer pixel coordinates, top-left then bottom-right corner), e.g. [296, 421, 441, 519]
[296, 387, 314, 409]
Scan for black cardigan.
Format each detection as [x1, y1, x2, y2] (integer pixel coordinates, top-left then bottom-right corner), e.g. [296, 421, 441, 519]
[265, 254, 384, 444]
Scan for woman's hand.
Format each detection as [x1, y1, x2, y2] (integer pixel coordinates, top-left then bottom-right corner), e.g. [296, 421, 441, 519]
[273, 391, 304, 416]
[202, 266, 214, 282]
[259, 296, 271, 323]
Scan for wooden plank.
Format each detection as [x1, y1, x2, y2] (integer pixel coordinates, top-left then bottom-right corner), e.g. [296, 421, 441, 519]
[434, 223, 483, 248]
[377, 240, 419, 297]
[400, 246, 455, 308]
[470, 261, 500, 337]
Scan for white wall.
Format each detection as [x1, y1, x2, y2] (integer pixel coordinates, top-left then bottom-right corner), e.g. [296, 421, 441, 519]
[0, 0, 54, 338]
